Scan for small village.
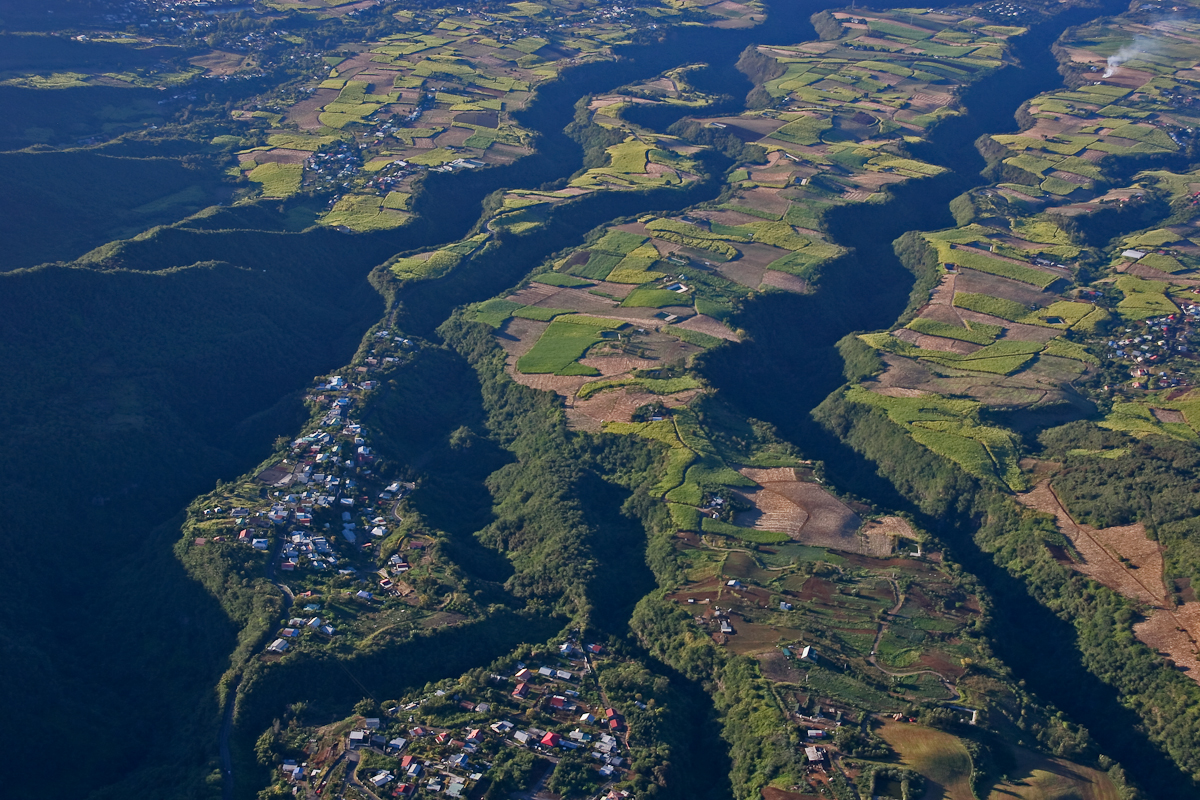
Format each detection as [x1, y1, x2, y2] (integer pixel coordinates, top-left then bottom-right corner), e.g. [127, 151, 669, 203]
[1103, 309, 1200, 391]
[270, 637, 644, 800]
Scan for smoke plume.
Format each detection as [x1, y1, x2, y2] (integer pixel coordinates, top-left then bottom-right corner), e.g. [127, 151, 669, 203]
[1104, 36, 1154, 78]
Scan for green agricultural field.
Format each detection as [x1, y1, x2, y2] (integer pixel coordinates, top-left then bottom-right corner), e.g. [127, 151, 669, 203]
[769, 115, 833, 145]
[533, 273, 592, 288]
[844, 386, 1026, 489]
[578, 375, 703, 401]
[594, 230, 648, 254]
[905, 318, 1000, 345]
[652, 448, 696, 498]
[1115, 275, 1177, 319]
[807, 666, 905, 711]
[607, 139, 654, 173]
[1137, 253, 1187, 273]
[621, 287, 692, 308]
[516, 316, 624, 374]
[407, 148, 461, 166]
[1042, 338, 1098, 365]
[604, 419, 684, 448]
[266, 132, 341, 150]
[930, 241, 1058, 288]
[662, 326, 726, 349]
[470, 298, 524, 327]
[571, 251, 624, 280]
[953, 292, 1037, 323]
[321, 195, 410, 231]
[701, 517, 790, 543]
[383, 191, 411, 210]
[247, 163, 303, 197]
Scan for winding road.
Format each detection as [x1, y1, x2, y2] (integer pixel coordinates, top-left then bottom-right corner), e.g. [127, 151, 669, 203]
[867, 577, 961, 703]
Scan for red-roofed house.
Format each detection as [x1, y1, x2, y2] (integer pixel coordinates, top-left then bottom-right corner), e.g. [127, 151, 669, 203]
[540, 732, 561, 747]
[512, 682, 529, 699]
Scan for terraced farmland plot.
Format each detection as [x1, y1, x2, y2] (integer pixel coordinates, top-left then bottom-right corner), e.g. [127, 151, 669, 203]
[730, 469, 883, 554]
[515, 315, 624, 375]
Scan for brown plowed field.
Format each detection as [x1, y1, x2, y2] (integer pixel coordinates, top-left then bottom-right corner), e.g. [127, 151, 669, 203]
[677, 314, 739, 341]
[741, 467, 799, 484]
[1020, 479, 1200, 682]
[760, 270, 809, 293]
[511, 372, 592, 394]
[757, 651, 804, 683]
[244, 148, 309, 165]
[955, 268, 1056, 308]
[732, 470, 874, 554]
[495, 317, 547, 359]
[570, 387, 701, 425]
[579, 355, 659, 376]
[718, 259, 766, 289]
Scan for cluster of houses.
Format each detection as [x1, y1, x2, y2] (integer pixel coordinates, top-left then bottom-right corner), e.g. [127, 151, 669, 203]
[306, 142, 365, 194]
[267, 613, 336, 654]
[191, 356, 425, 655]
[1103, 310, 1199, 389]
[285, 639, 632, 795]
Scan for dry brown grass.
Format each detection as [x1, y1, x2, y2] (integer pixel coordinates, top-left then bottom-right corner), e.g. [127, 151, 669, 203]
[1020, 481, 1163, 606]
[862, 515, 915, 551]
[1134, 603, 1200, 676]
[1019, 480, 1200, 682]
[877, 721, 975, 800]
[986, 745, 1120, 800]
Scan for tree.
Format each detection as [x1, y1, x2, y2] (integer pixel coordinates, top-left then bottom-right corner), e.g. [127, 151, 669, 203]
[254, 728, 280, 767]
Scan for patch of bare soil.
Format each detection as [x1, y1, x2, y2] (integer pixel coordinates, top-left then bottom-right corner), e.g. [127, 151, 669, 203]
[248, 148, 309, 165]
[434, 127, 474, 148]
[717, 258, 766, 289]
[579, 355, 659, 376]
[756, 650, 804, 683]
[1152, 407, 1186, 424]
[875, 387, 930, 397]
[287, 88, 340, 130]
[737, 187, 790, 217]
[733, 470, 873, 554]
[955, 268, 1056, 308]
[508, 284, 618, 315]
[570, 386, 701, 425]
[1135, 603, 1200, 675]
[1019, 481, 1164, 606]
[189, 50, 248, 76]
[760, 270, 809, 293]
[862, 515, 915, 546]
[494, 316, 546, 360]
[677, 314, 738, 341]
